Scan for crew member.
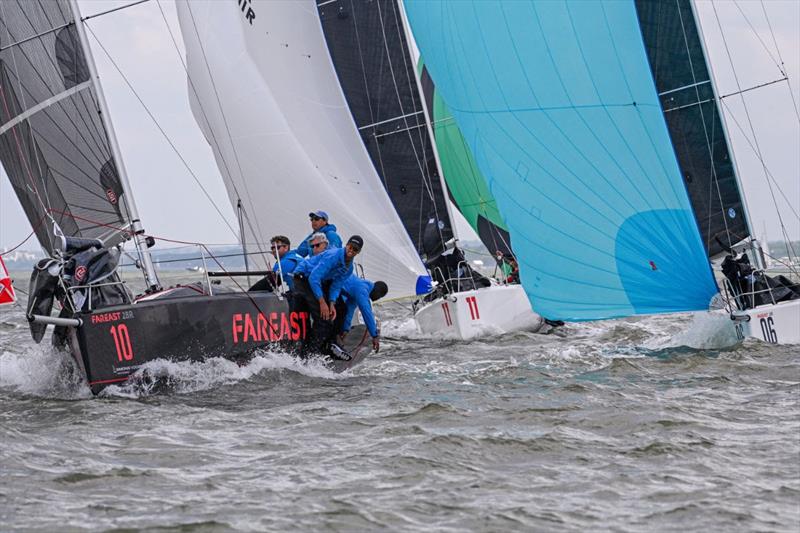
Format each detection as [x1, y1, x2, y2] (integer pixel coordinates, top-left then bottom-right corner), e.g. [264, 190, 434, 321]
[249, 235, 302, 292]
[295, 211, 342, 257]
[309, 232, 328, 256]
[334, 275, 387, 353]
[292, 235, 363, 356]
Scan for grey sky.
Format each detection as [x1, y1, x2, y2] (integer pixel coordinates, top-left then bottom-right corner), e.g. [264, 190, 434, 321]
[1, 0, 798, 252]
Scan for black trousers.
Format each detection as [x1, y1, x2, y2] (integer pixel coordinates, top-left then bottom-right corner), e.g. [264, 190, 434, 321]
[292, 275, 333, 356]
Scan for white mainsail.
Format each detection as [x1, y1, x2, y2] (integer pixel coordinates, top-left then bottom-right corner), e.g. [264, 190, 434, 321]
[176, 0, 428, 299]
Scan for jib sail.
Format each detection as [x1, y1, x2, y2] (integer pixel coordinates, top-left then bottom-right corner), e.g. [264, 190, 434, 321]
[176, 0, 430, 299]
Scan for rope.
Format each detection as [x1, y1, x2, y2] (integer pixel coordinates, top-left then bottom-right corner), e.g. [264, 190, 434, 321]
[154, 0, 267, 260]
[179, 2, 271, 256]
[0, 212, 48, 257]
[82, 20, 240, 240]
[0, 228, 36, 257]
[710, 2, 798, 262]
[756, 1, 800, 122]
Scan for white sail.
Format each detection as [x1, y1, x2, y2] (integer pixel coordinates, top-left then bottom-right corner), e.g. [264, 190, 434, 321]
[175, 0, 428, 299]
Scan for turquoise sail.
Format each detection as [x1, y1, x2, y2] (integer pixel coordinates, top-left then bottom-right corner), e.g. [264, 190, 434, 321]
[405, 0, 719, 321]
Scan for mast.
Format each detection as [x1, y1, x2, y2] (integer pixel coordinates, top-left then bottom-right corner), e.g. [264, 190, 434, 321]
[397, 0, 460, 246]
[237, 199, 251, 286]
[69, 0, 160, 290]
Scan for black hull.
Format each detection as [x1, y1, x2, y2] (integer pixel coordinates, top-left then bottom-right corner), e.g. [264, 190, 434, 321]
[70, 292, 309, 394]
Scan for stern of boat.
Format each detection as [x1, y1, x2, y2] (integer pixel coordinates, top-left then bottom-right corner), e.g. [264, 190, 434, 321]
[414, 284, 543, 340]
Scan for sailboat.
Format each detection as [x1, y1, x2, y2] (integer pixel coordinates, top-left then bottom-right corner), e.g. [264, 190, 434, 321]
[0, 0, 371, 395]
[404, 0, 799, 344]
[315, 0, 546, 339]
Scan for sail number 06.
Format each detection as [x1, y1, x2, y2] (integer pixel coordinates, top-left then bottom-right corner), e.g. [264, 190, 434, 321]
[109, 324, 134, 361]
[759, 317, 778, 344]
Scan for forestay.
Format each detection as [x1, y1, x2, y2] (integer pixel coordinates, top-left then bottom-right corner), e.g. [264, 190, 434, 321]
[405, 0, 720, 320]
[176, 0, 428, 299]
[0, 0, 132, 255]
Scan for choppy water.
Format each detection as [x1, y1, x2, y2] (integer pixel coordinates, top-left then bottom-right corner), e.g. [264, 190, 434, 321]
[1, 273, 798, 532]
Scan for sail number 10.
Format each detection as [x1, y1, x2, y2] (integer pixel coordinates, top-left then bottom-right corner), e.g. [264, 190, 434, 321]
[109, 324, 134, 361]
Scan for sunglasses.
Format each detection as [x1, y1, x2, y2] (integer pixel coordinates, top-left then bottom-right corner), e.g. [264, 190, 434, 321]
[311, 242, 325, 248]
[348, 245, 362, 253]
[310, 216, 324, 221]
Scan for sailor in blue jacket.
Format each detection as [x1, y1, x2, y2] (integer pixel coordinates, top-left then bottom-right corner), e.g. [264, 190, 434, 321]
[291, 235, 363, 356]
[334, 275, 388, 352]
[295, 211, 342, 258]
[270, 235, 302, 291]
[249, 235, 302, 292]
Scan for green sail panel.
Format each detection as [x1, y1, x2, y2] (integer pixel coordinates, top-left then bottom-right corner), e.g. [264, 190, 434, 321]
[420, 65, 514, 257]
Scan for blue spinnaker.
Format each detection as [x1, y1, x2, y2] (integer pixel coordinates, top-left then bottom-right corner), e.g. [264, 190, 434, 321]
[405, 0, 718, 320]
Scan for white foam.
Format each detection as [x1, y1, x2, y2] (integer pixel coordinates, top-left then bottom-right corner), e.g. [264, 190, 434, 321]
[380, 316, 422, 339]
[0, 347, 91, 399]
[645, 311, 741, 350]
[103, 349, 347, 397]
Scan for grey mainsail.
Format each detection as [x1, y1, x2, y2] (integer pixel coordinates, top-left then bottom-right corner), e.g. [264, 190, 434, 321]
[0, 0, 131, 254]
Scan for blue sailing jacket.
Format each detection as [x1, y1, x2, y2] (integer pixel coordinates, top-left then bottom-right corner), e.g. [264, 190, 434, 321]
[294, 247, 353, 301]
[295, 223, 342, 258]
[271, 250, 302, 290]
[340, 275, 378, 338]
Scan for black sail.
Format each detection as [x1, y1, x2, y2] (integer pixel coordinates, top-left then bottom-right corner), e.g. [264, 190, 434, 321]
[317, 0, 453, 262]
[635, 0, 750, 257]
[0, 0, 131, 254]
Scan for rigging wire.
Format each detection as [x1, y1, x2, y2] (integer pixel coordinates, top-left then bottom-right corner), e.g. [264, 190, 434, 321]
[731, 0, 800, 123]
[757, 1, 800, 123]
[717, 99, 800, 221]
[377, 0, 449, 247]
[710, 0, 798, 261]
[82, 21, 240, 242]
[386, 0, 450, 246]
[179, 2, 271, 263]
[676, 0, 734, 251]
[153, 1, 273, 269]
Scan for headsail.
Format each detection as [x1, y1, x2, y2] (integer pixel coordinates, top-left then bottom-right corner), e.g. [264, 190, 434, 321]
[317, 0, 453, 263]
[0, 0, 132, 254]
[405, 0, 721, 320]
[176, 0, 428, 299]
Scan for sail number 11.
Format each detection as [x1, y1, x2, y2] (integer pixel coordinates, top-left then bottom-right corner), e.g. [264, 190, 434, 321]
[109, 324, 134, 361]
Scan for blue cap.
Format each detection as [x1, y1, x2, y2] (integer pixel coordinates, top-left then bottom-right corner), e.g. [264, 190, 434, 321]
[309, 210, 329, 221]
